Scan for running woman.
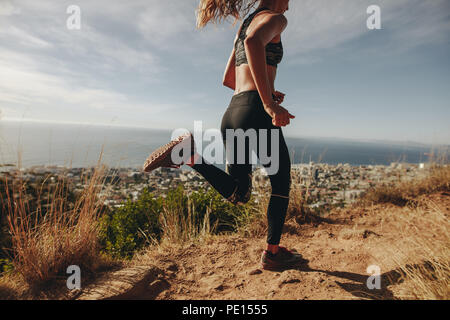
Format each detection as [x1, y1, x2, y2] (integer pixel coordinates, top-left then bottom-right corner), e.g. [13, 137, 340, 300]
[144, 0, 306, 270]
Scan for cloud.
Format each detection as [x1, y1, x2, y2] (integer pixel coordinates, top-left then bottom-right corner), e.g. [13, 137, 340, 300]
[0, 1, 20, 16]
[0, 50, 122, 109]
[284, 0, 450, 58]
[0, 26, 52, 48]
[0, 0, 448, 136]
[0, 47, 179, 127]
[0, 1, 162, 74]
[137, 1, 194, 46]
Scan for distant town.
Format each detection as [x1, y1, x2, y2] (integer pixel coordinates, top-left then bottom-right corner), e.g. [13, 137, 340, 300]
[0, 161, 432, 211]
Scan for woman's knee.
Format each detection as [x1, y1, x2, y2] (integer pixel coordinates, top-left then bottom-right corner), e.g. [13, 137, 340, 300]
[226, 174, 253, 205]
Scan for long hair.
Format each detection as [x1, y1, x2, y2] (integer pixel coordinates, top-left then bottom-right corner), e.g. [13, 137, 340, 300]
[196, 0, 260, 29]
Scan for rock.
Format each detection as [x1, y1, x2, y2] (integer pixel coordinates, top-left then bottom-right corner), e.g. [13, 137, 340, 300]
[362, 229, 381, 239]
[215, 284, 227, 291]
[249, 269, 263, 276]
[166, 263, 178, 272]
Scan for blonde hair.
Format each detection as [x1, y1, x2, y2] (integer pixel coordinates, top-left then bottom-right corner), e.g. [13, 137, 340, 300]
[196, 0, 260, 29]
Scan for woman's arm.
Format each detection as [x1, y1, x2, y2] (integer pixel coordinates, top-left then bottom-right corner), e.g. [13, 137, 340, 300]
[222, 46, 236, 90]
[244, 13, 287, 106]
[245, 14, 294, 127]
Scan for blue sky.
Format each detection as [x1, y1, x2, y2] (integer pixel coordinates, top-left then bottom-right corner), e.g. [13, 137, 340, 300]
[0, 0, 449, 145]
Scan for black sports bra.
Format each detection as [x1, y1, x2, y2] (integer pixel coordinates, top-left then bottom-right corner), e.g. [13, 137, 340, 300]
[234, 7, 283, 68]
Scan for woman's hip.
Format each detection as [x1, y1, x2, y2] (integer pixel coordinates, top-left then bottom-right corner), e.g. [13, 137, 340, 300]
[222, 91, 272, 130]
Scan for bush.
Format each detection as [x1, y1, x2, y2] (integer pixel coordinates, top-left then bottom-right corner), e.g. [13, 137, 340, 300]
[99, 188, 163, 259]
[188, 187, 254, 233]
[99, 184, 254, 258]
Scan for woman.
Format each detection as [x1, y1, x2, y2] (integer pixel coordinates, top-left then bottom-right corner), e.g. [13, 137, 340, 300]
[144, 0, 306, 270]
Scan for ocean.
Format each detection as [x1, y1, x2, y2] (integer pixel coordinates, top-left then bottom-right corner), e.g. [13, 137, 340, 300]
[0, 120, 439, 169]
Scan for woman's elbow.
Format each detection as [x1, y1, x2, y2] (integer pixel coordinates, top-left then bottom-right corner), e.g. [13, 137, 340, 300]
[223, 81, 234, 90]
[223, 75, 235, 88]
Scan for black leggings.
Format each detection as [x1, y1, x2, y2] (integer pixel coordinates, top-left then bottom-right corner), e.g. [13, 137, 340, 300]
[192, 90, 291, 245]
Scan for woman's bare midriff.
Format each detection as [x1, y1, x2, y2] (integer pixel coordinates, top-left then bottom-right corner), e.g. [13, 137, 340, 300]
[234, 63, 277, 96]
[233, 10, 280, 97]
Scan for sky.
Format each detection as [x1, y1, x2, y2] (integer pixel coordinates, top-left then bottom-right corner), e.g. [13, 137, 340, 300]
[0, 0, 449, 145]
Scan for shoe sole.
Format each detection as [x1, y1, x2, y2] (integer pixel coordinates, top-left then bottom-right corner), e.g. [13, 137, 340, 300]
[142, 133, 192, 172]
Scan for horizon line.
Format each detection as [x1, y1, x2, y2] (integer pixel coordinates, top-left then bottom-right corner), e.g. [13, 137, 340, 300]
[1, 117, 448, 148]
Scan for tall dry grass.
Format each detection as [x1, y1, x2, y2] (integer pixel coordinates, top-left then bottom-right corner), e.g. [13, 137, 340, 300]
[158, 198, 217, 246]
[360, 164, 450, 207]
[359, 162, 449, 299]
[386, 200, 449, 299]
[2, 161, 110, 289]
[237, 176, 322, 240]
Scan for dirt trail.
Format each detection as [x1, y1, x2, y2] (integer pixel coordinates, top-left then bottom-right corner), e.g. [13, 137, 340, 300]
[79, 192, 450, 300]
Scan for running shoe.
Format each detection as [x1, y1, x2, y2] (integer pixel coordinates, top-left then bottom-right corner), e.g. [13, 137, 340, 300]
[143, 132, 195, 172]
[261, 247, 308, 271]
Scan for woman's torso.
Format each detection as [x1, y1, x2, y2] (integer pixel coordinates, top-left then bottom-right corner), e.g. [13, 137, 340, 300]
[234, 8, 283, 95]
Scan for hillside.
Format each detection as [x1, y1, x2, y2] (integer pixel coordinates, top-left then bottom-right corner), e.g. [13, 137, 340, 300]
[76, 191, 449, 300]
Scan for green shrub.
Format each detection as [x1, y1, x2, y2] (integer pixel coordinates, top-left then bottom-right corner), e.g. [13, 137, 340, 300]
[99, 185, 255, 259]
[99, 188, 163, 259]
[0, 258, 13, 274]
[189, 187, 254, 233]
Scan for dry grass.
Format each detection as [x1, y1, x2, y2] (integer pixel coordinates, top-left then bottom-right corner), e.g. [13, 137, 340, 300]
[385, 199, 449, 300]
[359, 164, 450, 207]
[237, 178, 325, 240]
[236, 201, 267, 239]
[355, 163, 450, 299]
[158, 198, 217, 246]
[1, 160, 111, 293]
[130, 197, 221, 266]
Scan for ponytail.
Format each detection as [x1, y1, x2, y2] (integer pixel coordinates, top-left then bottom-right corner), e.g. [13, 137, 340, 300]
[196, 0, 259, 29]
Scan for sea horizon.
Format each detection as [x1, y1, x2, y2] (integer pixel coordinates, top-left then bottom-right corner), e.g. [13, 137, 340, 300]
[0, 119, 447, 170]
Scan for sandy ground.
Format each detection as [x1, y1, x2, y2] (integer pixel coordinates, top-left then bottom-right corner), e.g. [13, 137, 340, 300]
[1, 190, 447, 300]
[103, 191, 447, 300]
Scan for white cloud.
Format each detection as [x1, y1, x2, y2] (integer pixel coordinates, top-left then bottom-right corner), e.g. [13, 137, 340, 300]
[0, 1, 163, 74]
[137, 1, 194, 46]
[0, 47, 176, 124]
[0, 26, 52, 48]
[0, 1, 20, 16]
[284, 0, 450, 57]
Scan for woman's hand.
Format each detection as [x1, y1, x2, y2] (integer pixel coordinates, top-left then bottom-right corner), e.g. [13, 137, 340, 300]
[272, 91, 285, 104]
[263, 100, 295, 127]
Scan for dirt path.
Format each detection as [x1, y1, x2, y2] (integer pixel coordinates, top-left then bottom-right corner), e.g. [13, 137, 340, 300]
[79, 192, 449, 300]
